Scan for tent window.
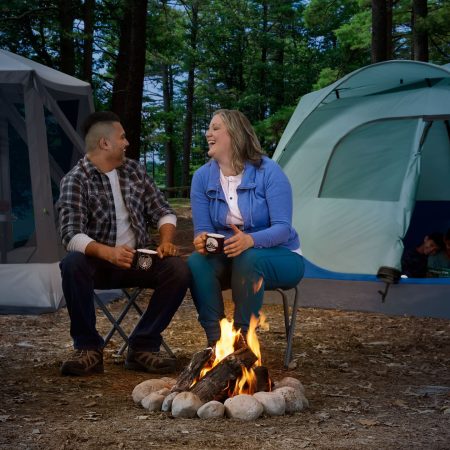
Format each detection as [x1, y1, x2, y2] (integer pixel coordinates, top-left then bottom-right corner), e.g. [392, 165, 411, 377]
[7, 121, 35, 252]
[319, 119, 420, 201]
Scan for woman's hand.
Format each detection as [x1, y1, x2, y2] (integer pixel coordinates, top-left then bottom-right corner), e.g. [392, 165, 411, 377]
[224, 224, 254, 258]
[193, 232, 208, 254]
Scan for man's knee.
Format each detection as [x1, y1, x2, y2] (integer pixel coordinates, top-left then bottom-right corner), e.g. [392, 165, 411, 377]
[163, 256, 191, 286]
[60, 251, 89, 275]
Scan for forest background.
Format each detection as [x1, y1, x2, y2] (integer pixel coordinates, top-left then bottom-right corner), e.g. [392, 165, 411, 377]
[1, 0, 449, 193]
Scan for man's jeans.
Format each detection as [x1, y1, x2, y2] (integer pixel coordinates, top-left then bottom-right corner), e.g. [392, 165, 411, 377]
[60, 252, 190, 352]
[188, 247, 304, 343]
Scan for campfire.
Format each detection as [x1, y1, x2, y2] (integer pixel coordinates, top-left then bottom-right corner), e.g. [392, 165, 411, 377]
[132, 314, 308, 420]
[182, 315, 272, 401]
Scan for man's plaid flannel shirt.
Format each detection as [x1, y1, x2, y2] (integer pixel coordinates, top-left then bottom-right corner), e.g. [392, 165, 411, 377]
[56, 156, 175, 249]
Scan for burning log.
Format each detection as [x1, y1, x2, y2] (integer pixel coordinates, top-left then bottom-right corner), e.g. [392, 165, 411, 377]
[254, 366, 272, 392]
[189, 346, 258, 403]
[171, 348, 214, 393]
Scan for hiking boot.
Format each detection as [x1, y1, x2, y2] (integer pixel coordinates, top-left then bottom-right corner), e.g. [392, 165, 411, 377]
[60, 349, 104, 376]
[125, 349, 177, 374]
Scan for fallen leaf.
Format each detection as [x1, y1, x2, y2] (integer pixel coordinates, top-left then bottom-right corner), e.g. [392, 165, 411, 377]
[357, 418, 379, 427]
[316, 412, 331, 421]
[392, 399, 408, 408]
[287, 360, 298, 370]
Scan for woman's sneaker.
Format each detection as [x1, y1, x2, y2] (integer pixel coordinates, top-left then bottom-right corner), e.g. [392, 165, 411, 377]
[60, 349, 104, 376]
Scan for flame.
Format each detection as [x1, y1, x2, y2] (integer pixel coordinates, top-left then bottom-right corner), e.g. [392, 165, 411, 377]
[246, 315, 261, 367]
[198, 318, 241, 380]
[232, 366, 257, 396]
[253, 277, 264, 294]
[193, 314, 270, 396]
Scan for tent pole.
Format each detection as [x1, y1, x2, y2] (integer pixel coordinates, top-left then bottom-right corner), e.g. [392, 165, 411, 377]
[24, 76, 59, 263]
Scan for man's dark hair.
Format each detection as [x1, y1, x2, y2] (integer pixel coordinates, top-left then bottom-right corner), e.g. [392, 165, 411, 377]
[81, 111, 120, 138]
[445, 228, 450, 241]
[427, 231, 444, 249]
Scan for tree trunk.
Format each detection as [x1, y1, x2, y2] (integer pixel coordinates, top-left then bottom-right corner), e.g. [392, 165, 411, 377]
[58, 0, 76, 75]
[371, 0, 389, 63]
[82, 0, 95, 84]
[181, 1, 199, 191]
[412, 0, 428, 61]
[258, 0, 268, 121]
[386, 0, 393, 59]
[163, 63, 176, 191]
[111, 0, 148, 161]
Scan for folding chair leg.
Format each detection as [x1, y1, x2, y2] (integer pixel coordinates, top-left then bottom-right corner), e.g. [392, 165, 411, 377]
[96, 288, 176, 360]
[161, 338, 176, 358]
[284, 285, 300, 368]
[94, 295, 130, 347]
[276, 287, 297, 368]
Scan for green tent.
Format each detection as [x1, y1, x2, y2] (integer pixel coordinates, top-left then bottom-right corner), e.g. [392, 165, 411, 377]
[269, 60, 450, 318]
[273, 60, 450, 276]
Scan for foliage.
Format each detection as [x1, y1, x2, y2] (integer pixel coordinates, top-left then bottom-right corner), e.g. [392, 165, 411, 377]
[1, 0, 449, 187]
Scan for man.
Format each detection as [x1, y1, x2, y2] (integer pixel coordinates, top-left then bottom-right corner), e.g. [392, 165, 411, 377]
[56, 111, 190, 376]
[428, 228, 450, 276]
[401, 232, 443, 278]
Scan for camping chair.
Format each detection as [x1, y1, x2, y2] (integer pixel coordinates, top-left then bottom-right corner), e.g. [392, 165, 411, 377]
[94, 287, 175, 359]
[268, 285, 301, 369]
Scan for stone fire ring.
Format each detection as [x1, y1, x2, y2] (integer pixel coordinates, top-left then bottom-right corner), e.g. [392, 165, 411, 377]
[132, 376, 309, 420]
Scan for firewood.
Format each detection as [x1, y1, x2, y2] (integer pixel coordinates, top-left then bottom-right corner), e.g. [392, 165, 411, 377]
[189, 347, 257, 403]
[254, 366, 272, 392]
[171, 347, 214, 392]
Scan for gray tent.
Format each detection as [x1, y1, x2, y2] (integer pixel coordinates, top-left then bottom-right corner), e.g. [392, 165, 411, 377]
[0, 50, 93, 313]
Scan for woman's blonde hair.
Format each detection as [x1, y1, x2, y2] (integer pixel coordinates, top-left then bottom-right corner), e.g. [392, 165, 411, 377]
[213, 109, 264, 173]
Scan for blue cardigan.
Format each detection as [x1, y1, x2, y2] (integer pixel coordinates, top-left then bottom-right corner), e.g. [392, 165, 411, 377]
[190, 156, 300, 251]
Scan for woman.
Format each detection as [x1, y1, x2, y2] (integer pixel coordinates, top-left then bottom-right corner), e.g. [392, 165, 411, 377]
[188, 109, 304, 346]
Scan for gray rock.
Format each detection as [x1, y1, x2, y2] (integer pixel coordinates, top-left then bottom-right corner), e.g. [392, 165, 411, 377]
[253, 391, 286, 416]
[132, 379, 173, 404]
[224, 394, 263, 421]
[161, 392, 178, 412]
[299, 392, 309, 409]
[141, 393, 165, 411]
[273, 386, 304, 414]
[275, 377, 305, 394]
[197, 401, 225, 419]
[171, 392, 204, 418]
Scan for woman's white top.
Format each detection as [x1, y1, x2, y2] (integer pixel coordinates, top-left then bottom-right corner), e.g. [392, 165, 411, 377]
[220, 170, 244, 226]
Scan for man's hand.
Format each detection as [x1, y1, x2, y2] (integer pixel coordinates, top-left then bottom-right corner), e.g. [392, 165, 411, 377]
[157, 223, 178, 258]
[108, 245, 136, 268]
[224, 224, 254, 258]
[193, 232, 207, 255]
[86, 241, 135, 269]
[156, 242, 178, 258]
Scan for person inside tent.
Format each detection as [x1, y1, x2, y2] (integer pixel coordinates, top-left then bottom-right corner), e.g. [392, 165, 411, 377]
[427, 228, 450, 277]
[56, 111, 190, 376]
[401, 232, 444, 278]
[188, 109, 304, 347]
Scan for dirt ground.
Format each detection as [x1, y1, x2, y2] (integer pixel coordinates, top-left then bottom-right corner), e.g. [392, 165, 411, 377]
[1, 204, 449, 449]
